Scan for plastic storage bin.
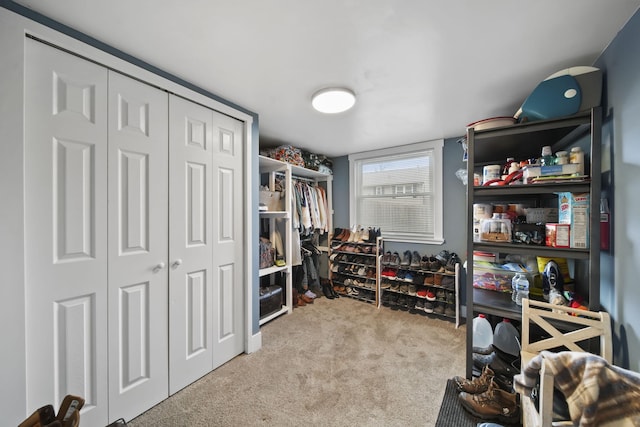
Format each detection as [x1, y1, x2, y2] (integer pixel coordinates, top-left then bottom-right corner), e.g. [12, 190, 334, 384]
[473, 261, 539, 293]
[480, 213, 512, 243]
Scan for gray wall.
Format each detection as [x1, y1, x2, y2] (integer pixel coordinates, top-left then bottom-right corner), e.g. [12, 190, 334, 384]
[595, 8, 640, 371]
[331, 137, 469, 303]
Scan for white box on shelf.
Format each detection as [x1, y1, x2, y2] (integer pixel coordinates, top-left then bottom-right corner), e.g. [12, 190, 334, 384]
[558, 192, 590, 249]
[522, 163, 581, 181]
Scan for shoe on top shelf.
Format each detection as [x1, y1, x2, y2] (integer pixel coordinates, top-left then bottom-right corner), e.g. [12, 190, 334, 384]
[445, 252, 461, 273]
[420, 256, 430, 270]
[435, 250, 450, 264]
[401, 250, 412, 266]
[390, 252, 401, 267]
[430, 256, 443, 273]
[411, 251, 421, 268]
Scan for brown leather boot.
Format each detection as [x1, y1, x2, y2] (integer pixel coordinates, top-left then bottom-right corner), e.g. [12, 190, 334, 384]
[458, 379, 519, 423]
[453, 366, 495, 394]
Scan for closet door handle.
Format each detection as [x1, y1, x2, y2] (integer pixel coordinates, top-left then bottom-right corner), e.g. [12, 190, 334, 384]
[153, 262, 166, 273]
[172, 259, 183, 269]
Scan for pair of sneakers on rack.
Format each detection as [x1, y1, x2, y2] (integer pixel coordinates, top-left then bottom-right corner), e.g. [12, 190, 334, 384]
[399, 250, 422, 267]
[435, 250, 461, 273]
[333, 226, 380, 244]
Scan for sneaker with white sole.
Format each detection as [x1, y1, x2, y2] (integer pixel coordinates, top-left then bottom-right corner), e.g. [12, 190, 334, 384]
[445, 252, 461, 273]
[411, 251, 421, 268]
[401, 250, 411, 266]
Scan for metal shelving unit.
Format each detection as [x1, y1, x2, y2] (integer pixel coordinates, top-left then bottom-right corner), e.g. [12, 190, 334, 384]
[464, 108, 602, 378]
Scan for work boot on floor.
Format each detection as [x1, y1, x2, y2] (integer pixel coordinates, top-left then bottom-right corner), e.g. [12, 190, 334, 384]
[458, 379, 519, 424]
[453, 366, 495, 394]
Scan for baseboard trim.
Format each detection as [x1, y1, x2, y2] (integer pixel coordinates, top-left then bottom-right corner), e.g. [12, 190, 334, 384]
[246, 330, 262, 354]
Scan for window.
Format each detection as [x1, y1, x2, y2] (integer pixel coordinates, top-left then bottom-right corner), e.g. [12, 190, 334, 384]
[349, 140, 444, 243]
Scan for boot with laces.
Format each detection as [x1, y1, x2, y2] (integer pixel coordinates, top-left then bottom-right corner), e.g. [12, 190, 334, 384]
[453, 366, 495, 394]
[458, 379, 519, 423]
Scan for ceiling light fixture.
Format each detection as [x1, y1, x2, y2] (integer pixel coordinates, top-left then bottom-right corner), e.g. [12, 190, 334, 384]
[311, 87, 356, 114]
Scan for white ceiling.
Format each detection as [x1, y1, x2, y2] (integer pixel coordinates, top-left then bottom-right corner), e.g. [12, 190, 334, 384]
[13, 0, 640, 157]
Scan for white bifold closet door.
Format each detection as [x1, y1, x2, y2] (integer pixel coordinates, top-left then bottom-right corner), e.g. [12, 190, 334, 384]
[24, 39, 170, 425]
[168, 95, 245, 394]
[106, 71, 169, 423]
[168, 96, 214, 393]
[23, 36, 245, 425]
[208, 108, 245, 370]
[24, 38, 110, 427]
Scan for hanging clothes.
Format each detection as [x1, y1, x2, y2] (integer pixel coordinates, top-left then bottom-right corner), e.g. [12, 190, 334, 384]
[292, 180, 328, 236]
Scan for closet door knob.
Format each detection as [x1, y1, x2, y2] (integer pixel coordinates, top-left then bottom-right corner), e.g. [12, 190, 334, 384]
[153, 262, 166, 273]
[172, 259, 183, 269]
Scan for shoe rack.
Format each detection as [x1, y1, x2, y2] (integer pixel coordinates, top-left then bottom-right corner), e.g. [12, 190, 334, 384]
[379, 251, 461, 327]
[329, 227, 382, 305]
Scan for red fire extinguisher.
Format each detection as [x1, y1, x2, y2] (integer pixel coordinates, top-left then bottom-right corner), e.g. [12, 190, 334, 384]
[600, 198, 610, 251]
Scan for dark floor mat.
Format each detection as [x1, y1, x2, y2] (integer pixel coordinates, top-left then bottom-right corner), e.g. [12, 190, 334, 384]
[435, 379, 522, 427]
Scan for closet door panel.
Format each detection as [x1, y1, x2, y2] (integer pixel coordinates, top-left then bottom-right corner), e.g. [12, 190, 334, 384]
[168, 95, 215, 394]
[211, 112, 245, 369]
[107, 71, 169, 423]
[24, 38, 109, 427]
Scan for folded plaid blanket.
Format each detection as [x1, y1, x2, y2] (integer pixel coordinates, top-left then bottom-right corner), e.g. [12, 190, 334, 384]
[514, 351, 640, 427]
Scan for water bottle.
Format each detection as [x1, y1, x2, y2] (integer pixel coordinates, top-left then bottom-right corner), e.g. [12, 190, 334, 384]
[515, 274, 529, 306]
[472, 314, 493, 353]
[511, 273, 521, 303]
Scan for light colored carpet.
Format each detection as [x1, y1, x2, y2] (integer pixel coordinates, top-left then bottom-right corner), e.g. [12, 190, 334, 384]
[129, 296, 467, 427]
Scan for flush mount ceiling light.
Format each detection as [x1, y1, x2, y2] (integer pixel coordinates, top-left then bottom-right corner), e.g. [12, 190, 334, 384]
[311, 87, 356, 114]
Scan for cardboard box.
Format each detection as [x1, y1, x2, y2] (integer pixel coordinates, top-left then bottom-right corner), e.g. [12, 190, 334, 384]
[558, 192, 590, 248]
[545, 223, 571, 248]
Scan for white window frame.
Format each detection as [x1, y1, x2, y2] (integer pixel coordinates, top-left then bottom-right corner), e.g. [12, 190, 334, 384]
[348, 140, 444, 244]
